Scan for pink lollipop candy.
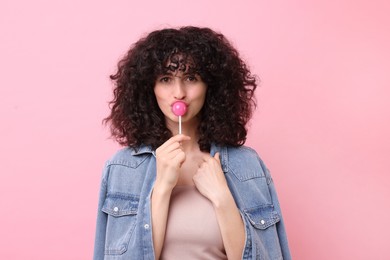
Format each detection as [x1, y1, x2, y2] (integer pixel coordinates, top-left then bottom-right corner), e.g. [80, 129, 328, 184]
[172, 101, 187, 134]
[172, 101, 187, 116]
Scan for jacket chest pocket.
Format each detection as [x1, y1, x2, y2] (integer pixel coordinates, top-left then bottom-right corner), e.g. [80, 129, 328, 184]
[102, 193, 139, 255]
[244, 205, 283, 259]
[244, 205, 280, 229]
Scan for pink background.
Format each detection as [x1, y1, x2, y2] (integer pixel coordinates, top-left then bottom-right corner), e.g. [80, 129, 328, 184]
[1, 0, 389, 259]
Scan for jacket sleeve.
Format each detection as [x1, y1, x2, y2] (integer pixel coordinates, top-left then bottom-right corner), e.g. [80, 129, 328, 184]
[238, 156, 292, 260]
[93, 164, 109, 260]
[260, 159, 292, 260]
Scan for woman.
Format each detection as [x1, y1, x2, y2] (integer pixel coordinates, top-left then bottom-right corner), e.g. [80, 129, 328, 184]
[94, 26, 291, 260]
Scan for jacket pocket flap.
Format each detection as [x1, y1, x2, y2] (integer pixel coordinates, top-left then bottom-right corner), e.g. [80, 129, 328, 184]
[102, 193, 139, 217]
[244, 205, 280, 230]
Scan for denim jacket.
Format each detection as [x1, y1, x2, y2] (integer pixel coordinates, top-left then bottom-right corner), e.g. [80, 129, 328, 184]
[93, 144, 291, 260]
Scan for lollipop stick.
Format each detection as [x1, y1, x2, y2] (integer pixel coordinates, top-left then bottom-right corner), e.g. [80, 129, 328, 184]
[179, 115, 182, 134]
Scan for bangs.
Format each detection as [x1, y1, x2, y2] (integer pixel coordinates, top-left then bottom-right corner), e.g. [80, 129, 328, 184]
[161, 48, 199, 75]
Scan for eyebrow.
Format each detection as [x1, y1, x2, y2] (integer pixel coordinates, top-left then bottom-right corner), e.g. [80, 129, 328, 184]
[159, 71, 197, 77]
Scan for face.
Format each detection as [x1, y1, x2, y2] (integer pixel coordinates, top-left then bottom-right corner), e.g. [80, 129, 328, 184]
[154, 70, 207, 128]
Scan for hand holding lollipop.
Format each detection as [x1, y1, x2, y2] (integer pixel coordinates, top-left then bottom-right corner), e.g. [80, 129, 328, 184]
[172, 101, 187, 134]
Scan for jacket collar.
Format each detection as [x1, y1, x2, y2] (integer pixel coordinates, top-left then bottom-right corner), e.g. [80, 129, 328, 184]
[131, 143, 228, 172]
[130, 145, 154, 156]
[210, 143, 228, 172]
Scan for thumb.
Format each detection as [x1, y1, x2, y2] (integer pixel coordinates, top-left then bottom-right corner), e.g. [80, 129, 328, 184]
[214, 152, 221, 163]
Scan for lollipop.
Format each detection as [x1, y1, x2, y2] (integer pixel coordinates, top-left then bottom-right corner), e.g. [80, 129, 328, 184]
[172, 101, 187, 134]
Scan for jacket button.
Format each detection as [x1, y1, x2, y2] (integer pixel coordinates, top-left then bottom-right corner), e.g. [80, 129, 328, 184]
[144, 224, 150, 229]
[113, 207, 119, 212]
[260, 220, 265, 225]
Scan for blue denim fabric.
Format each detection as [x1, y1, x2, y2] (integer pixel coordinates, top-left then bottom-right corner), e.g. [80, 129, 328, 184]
[93, 144, 291, 260]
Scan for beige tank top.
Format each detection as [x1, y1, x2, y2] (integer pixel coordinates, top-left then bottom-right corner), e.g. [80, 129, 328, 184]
[160, 185, 227, 260]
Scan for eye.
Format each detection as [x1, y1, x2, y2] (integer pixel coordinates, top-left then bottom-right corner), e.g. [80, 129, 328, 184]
[186, 75, 198, 82]
[159, 76, 171, 83]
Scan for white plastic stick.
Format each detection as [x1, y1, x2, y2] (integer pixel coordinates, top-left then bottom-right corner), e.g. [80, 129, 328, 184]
[179, 116, 182, 134]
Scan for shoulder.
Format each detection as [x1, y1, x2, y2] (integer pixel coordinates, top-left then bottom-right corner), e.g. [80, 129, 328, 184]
[224, 145, 276, 209]
[227, 145, 261, 161]
[225, 145, 269, 181]
[106, 145, 154, 169]
[100, 146, 155, 192]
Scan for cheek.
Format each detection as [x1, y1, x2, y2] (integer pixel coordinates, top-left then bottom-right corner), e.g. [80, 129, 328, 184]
[192, 96, 206, 115]
[153, 95, 165, 113]
[193, 84, 207, 100]
[153, 87, 161, 100]
[198, 88, 207, 106]
[153, 88, 167, 105]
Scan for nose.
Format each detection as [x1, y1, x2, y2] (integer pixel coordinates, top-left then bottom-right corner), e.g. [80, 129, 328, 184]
[173, 79, 186, 100]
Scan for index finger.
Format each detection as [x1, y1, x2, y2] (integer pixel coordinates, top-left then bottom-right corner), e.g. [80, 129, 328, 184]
[160, 134, 191, 149]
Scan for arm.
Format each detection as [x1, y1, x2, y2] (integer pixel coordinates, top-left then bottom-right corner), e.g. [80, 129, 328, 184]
[240, 156, 291, 259]
[261, 160, 291, 259]
[93, 165, 109, 260]
[151, 185, 173, 259]
[212, 188, 246, 260]
[151, 135, 190, 259]
[193, 153, 245, 260]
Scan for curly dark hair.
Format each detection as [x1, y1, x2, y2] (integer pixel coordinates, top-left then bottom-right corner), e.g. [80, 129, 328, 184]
[104, 26, 258, 151]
